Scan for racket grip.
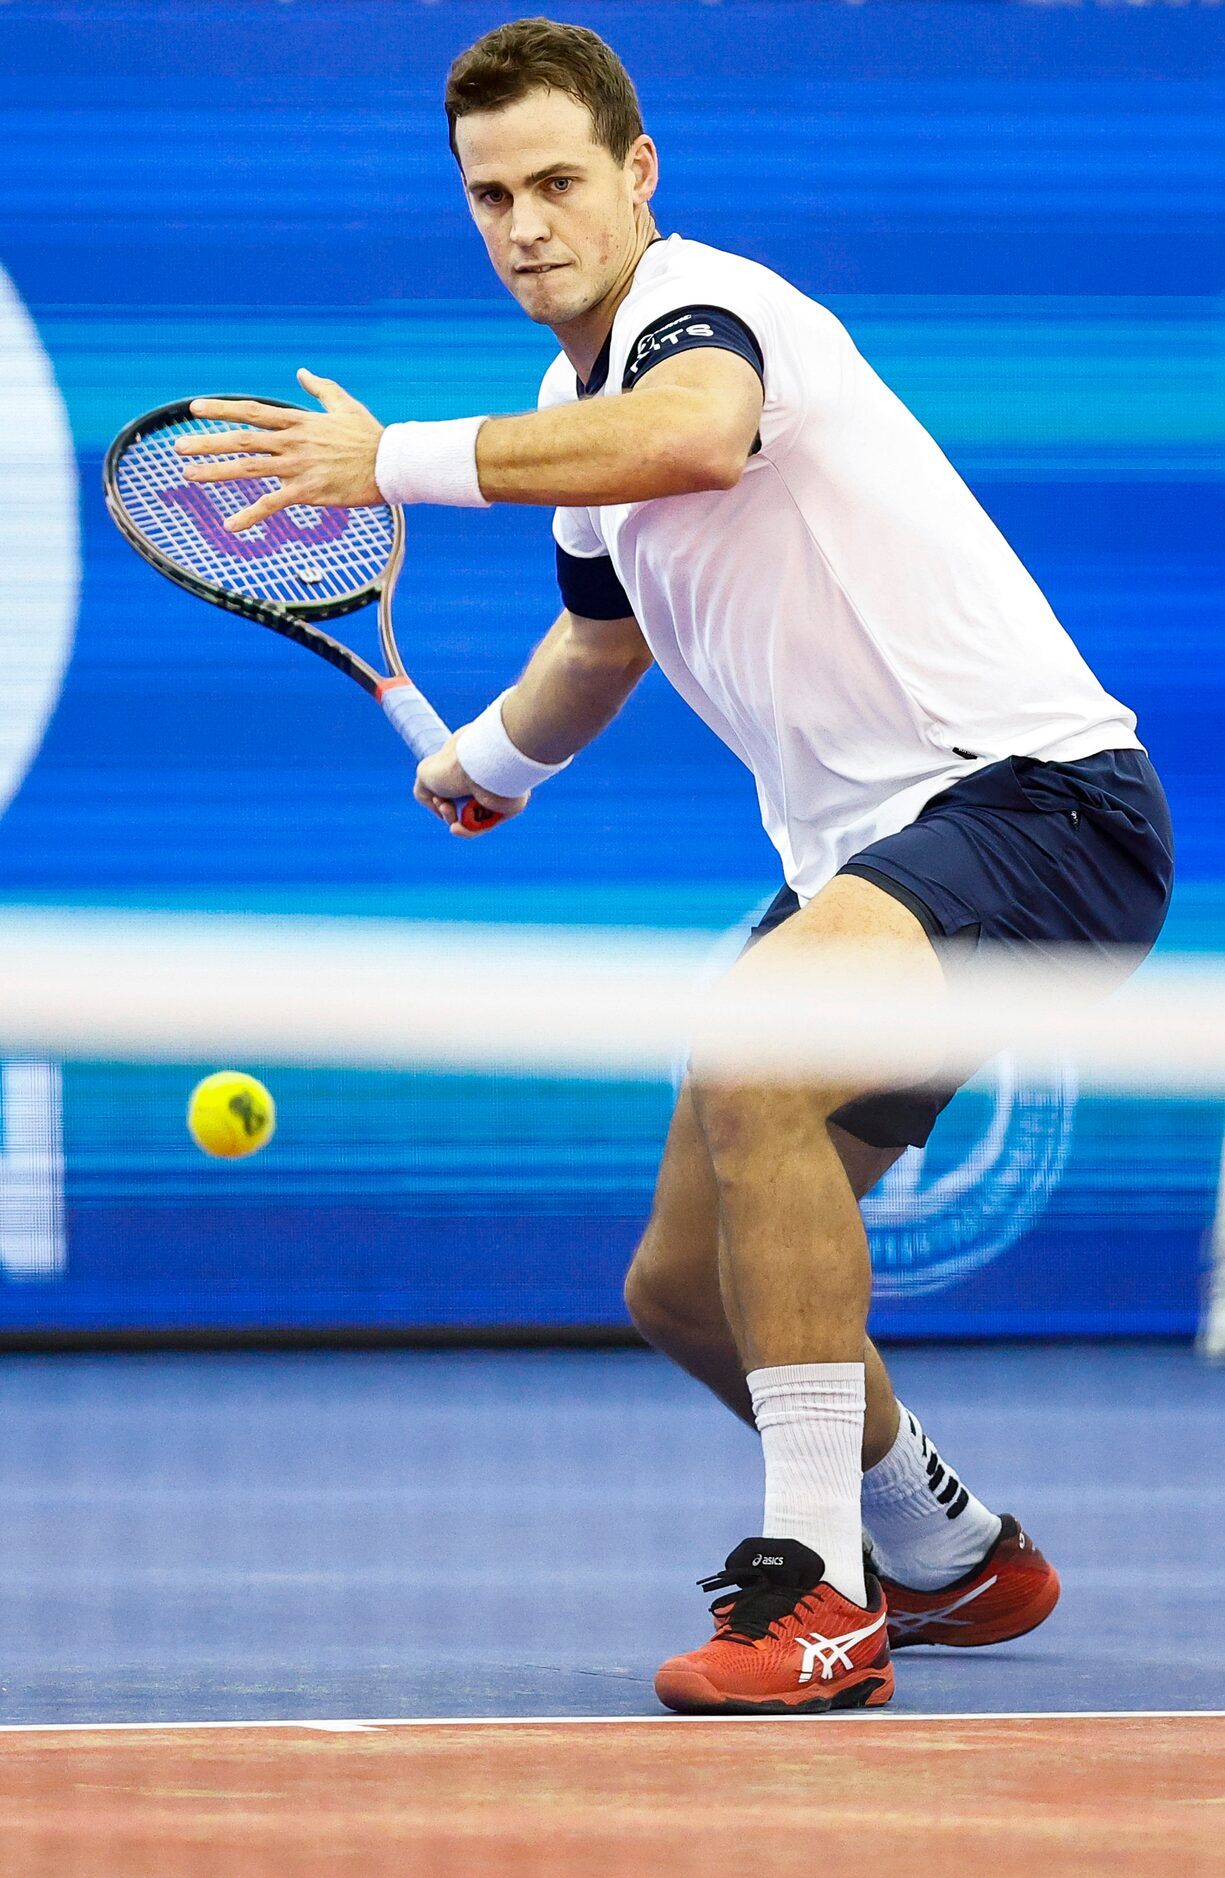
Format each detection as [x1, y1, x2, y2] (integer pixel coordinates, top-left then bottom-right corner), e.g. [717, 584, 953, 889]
[377, 679, 502, 833]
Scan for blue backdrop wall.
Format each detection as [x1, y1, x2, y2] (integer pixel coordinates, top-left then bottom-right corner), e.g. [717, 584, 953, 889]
[0, 1, 1222, 1335]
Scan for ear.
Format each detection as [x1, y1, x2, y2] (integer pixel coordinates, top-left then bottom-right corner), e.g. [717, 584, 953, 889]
[628, 134, 659, 209]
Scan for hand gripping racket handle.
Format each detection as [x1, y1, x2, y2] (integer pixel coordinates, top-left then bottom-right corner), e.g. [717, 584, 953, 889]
[377, 678, 502, 833]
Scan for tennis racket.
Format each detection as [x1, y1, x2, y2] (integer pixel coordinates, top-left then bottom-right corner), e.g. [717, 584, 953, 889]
[102, 396, 498, 831]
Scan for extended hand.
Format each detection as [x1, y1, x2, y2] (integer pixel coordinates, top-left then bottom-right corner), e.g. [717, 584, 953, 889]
[174, 369, 383, 533]
[414, 732, 528, 839]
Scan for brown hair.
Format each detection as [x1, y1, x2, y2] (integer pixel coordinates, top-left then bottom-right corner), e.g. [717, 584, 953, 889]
[445, 18, 644, 165]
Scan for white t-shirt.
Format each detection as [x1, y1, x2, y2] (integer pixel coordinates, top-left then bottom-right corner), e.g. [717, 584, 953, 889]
[541, 234, 1139, 902]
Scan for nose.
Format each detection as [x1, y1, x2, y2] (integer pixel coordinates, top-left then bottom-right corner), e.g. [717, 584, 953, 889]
[509, 196, 551, 251]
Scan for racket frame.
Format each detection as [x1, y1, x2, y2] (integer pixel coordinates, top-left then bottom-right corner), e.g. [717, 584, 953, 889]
[103, 395, 500, 832]
[103, 395, 400, 698]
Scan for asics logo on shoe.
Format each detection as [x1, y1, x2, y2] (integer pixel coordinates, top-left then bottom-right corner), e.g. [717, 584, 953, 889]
[752, 1555, 785, 1567]
[795, 1609, 888, 1684]
[885, 1574, 999, 1639]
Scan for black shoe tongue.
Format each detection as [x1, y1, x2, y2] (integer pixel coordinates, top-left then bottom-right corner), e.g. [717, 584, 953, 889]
[724, 1537, 826, 1590]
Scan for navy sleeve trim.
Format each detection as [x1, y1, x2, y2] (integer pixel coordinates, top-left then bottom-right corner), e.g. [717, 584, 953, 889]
[555, 543, 633, 620]
[622, 304, 765, 392]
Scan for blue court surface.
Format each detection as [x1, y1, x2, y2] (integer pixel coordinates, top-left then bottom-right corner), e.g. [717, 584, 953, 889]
[1, 1340, 1220, 1725]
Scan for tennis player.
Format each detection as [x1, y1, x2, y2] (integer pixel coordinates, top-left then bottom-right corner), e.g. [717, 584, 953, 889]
[177, 18, 1174, 1714]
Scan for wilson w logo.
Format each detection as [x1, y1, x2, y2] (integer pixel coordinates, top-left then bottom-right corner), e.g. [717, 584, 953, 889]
[0, 1060, 66, 1280]
[159, 483, 348, 561]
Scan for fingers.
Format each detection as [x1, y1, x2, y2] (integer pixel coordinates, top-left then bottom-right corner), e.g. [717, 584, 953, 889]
[188, 398, 296, 428]
[223, 488, 288, 533]
[411, 774, 505, 837]
[177, 381, 380, 521]
[448, 790, 526, 836]
[412, 777, 459, 827]
[176, 423, 285, 500]
[180, 457, 279, 486]
[297, 367, 355, 412]
[175, 428, 281, 460]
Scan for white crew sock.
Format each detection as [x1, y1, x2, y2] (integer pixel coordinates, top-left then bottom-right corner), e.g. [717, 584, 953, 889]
[747, 1362, 867, 1607]
[862, 1401, 1002, 1590]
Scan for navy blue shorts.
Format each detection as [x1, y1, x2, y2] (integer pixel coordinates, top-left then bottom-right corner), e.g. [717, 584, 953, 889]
[746, 748, 1174, 1150]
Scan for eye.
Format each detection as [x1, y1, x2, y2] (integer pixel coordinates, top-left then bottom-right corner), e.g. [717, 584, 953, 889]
[550, 177, 573, 193]
[478, 188, 506, 207]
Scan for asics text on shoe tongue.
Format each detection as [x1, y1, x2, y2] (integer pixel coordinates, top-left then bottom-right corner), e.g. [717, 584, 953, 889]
[718, 1538, 826, 1590]
[698, 1538, 827, 1644]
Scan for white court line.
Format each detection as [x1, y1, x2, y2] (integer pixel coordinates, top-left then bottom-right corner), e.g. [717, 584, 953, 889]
[0, 1710, 1221, 1734]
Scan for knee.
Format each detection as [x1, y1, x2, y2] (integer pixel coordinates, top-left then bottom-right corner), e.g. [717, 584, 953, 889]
[689, 1071, 848, 1177]
[687, 1073, 780, 1177]
[623, 1235, 669, 1343]
[688, 1075, 755, 1171]
[624, 1232, 702, 1350]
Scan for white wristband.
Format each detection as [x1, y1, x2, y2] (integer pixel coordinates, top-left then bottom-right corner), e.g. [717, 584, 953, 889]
[374, 415, 491, 508]
[455, 692, 573, 798]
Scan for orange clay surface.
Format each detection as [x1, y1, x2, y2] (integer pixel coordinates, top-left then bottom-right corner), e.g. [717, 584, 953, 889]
[0, 1714, 1222, 1878]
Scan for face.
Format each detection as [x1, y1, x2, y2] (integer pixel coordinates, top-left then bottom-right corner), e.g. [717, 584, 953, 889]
[455, 86, 657, 330]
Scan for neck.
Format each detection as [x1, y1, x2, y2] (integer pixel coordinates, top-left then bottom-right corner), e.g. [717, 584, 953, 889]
[554, 210, 658, 382]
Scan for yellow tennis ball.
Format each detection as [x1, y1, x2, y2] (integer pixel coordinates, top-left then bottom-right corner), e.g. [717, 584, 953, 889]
[187, 1071, 276, 1159]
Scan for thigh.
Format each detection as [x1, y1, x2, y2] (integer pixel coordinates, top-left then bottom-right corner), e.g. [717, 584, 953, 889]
[738, 874, 956, 1153]
[733, 870, 941, 991]
[701, 872, 948, 1129]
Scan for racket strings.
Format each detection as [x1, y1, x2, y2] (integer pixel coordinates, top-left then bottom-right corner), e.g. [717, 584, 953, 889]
[112, 417, 395, 610]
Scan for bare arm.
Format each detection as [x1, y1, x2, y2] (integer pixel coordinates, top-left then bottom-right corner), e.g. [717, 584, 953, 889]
[476, 350, 764, 506]
[177, 350, 764, 529]
[415, 608, 653, 835]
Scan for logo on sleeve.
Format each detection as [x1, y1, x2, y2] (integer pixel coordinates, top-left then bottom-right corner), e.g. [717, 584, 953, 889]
[627, 317, 716, 381]
[621, 306, 764, 390]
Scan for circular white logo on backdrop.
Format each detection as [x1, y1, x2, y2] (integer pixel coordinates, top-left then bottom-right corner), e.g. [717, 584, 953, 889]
[0, 263, 79, 821]
[862, 1053, 1077, 1297]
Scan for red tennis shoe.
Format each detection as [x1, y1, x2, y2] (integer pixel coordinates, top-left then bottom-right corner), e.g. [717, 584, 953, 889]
[655, 1538, 894, 1715]
[876, 1514, 1060, 1649]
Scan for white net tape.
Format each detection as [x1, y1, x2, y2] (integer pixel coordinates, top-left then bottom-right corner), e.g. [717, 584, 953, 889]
[0, 907, 1220, 1090]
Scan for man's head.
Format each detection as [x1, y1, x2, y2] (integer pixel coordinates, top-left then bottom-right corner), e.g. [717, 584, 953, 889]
[445, 18, 658, 331]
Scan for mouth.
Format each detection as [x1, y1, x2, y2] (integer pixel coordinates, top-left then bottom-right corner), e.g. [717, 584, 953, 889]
[514, 262, 568, 276]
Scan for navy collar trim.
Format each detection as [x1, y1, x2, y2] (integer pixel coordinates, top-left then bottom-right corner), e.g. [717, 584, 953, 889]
[574, 236, 664, 400]
[576, 329, 612, 401]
